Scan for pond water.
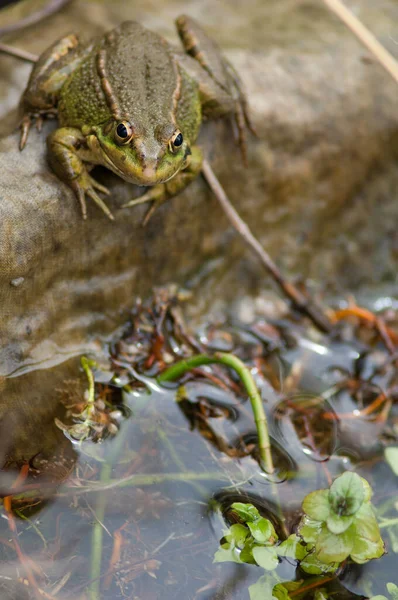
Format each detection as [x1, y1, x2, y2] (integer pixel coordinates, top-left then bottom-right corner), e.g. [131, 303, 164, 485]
[0, 296, 397, 600]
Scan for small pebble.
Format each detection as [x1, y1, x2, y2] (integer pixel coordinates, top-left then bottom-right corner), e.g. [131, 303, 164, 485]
[10, 277, 25, 287]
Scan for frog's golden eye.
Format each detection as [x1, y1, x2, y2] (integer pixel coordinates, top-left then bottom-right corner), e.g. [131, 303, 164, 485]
[169, 130, 184, 153]
[115, 121, 134, 144]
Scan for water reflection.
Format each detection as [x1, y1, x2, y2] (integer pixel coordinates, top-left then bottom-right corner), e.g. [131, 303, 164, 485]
[0, 308, 397, 599]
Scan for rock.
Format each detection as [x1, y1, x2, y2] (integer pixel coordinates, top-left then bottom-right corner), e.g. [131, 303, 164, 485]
[1, 0, 398, 455]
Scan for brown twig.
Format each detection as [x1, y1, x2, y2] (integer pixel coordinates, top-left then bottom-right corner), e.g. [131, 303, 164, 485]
[321, 0, 398, 86]
[201, 159, 332, 333]
[0, 0, 72, 36]
[0, 42, 38, 62]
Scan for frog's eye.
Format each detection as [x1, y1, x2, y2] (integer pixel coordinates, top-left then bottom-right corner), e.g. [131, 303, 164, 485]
[115, 121, 134, 144]
[169, 130, 184, 152]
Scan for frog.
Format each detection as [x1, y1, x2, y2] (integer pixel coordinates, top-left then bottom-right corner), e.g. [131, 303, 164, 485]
[19, 16, 254, 222]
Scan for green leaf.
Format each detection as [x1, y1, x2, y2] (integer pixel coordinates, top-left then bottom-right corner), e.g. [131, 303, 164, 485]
[360, 475, 373, 502]
[225, 524, 249, 547]
[248, 575, 276, 600]
[302, 489, 330, 521]
[273, 581, 303, 599]
[240, 539, 257, 564]
[326, 512, 354, 534]
[314, 523, 354, 563]
[350, 503, 385, 563]
[314, 591, 329, 600]
[369, 596, 388, 600]
[385, 447, 398, 476]
[297, 516, 323, 544]
[231, 502, 261, 523]
[276, 534, 307, 560]
[252, 546, 279, 570]
[248, 518, 277, 545]
[328, 472, 365, 517]
[299, 549, 339, 575]
[387, 583, 398, 600]
[213, 543, 242, 564]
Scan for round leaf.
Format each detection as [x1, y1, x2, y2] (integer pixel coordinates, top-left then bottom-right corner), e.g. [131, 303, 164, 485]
[350, 504, 385, 563]
[329, 472, 365, 517]
[277, 534, 307, 560]
[225, 524, 249, 547]
[231, 502, 261, 523]
[385, 447, 398, 477]
[314, 524, 354, 563]
[297, 516, 323, 544]
[302, 489, 330, 521]
[326, 512, 354, 534]
[248, 518, 276, 545]
[252, 546, 279, 571]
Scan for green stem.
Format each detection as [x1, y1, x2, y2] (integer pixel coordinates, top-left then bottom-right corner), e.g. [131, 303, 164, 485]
[157, 352, 274, 474]
[81, 356, 96, 420]
[379, 517, 398, 529]
[88, 461, 112, 600]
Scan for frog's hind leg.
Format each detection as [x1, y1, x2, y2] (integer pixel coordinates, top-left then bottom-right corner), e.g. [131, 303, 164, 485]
[20, 34, 84, 149]
[176, 15, 255, 164]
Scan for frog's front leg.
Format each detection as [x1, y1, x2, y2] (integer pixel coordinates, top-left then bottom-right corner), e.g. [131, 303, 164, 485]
[123, 146, 203, 225]
[20, 34, 87, 149]
[47, 127, 114, 220]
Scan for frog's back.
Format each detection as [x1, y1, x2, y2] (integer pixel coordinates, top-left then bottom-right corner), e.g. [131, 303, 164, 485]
[58, 21, 180, 130]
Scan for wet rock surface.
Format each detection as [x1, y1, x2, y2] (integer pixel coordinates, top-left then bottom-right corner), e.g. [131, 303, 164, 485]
[1, 1, 398, 389]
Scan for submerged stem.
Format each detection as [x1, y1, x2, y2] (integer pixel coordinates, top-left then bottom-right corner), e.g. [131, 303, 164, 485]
[158, 352, 274, 474]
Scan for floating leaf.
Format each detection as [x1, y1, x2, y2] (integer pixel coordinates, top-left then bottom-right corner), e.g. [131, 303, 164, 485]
[225, 524, 250, 547]
[387, 583, 398, 600]
[248, 575, 276, 600]
[314, 591, 329, 600]
[326, 512, 354, 534]
[277, 534, 306, 560]
[252, 546, 279, 570]
[350, 504, 384, 563]
[299, 549, 339, 575]
[248, 518, 276, 545]
[231, 502, 261, 523]
[385, 447, 398, 477]
[240, 539, 257, 564]
[213, 544, 242, 564]
[298, 516, 323, 544]
[314, 524, 354, 563]
[273, 581, 303, 599]
[302, 489, 330, 521]
[328, 472, 364, 517]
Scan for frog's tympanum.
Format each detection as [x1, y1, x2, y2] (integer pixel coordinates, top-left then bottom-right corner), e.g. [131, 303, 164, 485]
[19, 17, 254, 222]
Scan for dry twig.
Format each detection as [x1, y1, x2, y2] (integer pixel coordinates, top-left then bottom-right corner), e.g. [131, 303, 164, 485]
[201, 159, 332, 333]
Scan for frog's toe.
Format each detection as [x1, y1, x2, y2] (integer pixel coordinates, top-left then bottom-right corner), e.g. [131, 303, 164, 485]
[71, 175, 114, 221]
[122, 186, 166, 226]
[75, 186, 88, 220]
[90, 177, 111, 196]
[122, 191, 154, 208]
[86, 188, 114, 221]
[19, 115, 32, 151]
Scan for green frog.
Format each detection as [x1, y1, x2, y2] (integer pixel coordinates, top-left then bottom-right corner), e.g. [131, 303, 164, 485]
[19, 17, 254, 222]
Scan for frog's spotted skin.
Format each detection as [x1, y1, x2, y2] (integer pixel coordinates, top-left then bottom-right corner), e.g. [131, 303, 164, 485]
[19, 16, 253, 221]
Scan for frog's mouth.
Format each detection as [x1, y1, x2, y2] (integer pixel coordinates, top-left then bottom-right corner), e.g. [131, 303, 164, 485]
[96, 139, 183, 186]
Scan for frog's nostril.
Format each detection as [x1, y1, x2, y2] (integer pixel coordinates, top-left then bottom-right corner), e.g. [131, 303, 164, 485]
[142, 165, 156, 181]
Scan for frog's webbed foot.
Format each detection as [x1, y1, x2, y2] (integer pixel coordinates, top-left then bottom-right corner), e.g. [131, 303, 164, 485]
[176, 15, 255, 165]
[71, 173, 113, 221]
[122, 186, 166, 226]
